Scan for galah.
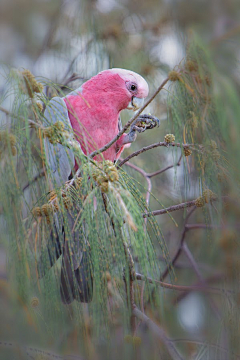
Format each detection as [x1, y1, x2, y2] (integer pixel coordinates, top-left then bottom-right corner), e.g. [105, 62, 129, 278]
[39, 68, 158, 304]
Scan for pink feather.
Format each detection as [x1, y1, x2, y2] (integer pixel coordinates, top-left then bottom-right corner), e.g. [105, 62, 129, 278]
[64, 69, 148, 163]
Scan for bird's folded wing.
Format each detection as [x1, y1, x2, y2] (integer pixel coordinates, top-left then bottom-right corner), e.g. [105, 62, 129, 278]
[43, 97, 75, 186]
[37, 97, 75, 277]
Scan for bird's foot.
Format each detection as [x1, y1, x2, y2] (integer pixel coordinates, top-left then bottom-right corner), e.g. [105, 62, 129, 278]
[131, 114, 160, 133]
[121, 114, 160, 145]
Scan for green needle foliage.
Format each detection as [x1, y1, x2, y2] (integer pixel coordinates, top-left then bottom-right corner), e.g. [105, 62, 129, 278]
[167, 40, 232, 206]
[1, 35, 240, 358]
[0, 67, 171, 341]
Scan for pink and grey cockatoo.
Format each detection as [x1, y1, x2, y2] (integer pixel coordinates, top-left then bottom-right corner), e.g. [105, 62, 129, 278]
[39, 68, 158, 304]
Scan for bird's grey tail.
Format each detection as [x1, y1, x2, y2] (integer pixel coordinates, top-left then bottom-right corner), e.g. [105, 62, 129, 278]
[37, 223, 63, 279]
[60, 240, 93, 304]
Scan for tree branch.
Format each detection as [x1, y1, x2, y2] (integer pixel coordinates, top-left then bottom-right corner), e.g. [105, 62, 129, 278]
[121, 155, 182, 178]
[148, 155, 182, 178]
[118, 142, 192, 167]
[132, 307, 184, 360]
[0, 106, 39, 127]
[160, 207, 196, 281]
[173, 273, 226, 304]
[143, 200, 197, 218]
[135, 273, 230, 295]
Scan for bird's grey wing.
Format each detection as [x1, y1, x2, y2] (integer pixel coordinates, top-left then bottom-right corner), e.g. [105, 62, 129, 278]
[60, 214, 93, 304]
[43, 97, 75, 186]
[40, 97, 93, 303]
[38, 97, 74, 277]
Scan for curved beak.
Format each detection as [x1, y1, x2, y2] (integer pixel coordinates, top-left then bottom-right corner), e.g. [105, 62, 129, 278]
[127, 97, 144, 111]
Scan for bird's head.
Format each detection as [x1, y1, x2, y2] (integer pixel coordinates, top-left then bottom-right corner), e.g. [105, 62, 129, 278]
[82, 68, 149, 112]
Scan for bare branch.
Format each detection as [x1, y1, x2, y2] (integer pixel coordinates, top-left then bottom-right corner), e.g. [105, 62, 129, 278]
[148, 155, 182, 178]
[173, 273, 226, 304]
[61, 38, 94, 83]
[118, 142, 192, 167]
[171, 338, 240, 359]
[121, 154, 182, 178]
[135, 273, 231, 295]
[132, 307, 184, 360]
[160, 207, 196, 281]
[143, 200, 197, 218]
[120, 155, 182, 219]
[182, 242, 221, 318]
[89, 77, 169, 159]
[0, 106, 39, 128]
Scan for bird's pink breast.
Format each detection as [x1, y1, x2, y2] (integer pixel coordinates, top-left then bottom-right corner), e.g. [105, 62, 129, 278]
[64, 95, 121, 163]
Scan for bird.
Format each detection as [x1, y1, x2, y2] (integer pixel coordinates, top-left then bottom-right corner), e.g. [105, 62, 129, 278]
[38, 68, 157, 304]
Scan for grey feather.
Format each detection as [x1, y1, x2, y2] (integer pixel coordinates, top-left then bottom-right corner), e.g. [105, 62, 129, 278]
[39, 97, 93, 304]
[43, 97, 75, 186]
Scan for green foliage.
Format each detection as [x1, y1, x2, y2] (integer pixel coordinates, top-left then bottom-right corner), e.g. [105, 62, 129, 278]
[0, 68, 172, 342]
[1, 24, 240, 357]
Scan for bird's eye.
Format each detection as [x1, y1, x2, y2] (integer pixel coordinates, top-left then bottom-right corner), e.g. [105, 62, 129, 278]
[131, 84, 137, 91]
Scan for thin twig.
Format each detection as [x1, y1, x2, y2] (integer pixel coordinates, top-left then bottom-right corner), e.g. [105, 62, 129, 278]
[182, 242, 221, 318]
[89, 77, 169, 159]
[143, 200, 196, 218]
[35, 4, 63, 60]
[121, 161, 152, 206]
[185, 223, 240, 230]
[211, 24, 240, 47]
[118, 142, 193, 167]
[121, 155, 182, 223]
[160, 207, 196, 281]
[148, 155, 182, 178]
[0, 106, 39, 128]
[121, 154, 182, 179]
[173, 273, 226, 304]
[132, 307, 184, 360]
[135, 273, 231, 295]
[182, 243, 203, 280]
[171, 338, 240, 359]
[61, 74, 87, 88]
[61, 38, 94, 83]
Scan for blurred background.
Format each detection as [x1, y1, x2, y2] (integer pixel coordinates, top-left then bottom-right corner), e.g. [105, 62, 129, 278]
[1, 0, 240, 359]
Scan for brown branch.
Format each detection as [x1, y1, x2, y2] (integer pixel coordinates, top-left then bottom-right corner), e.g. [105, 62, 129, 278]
[0, 106, 39, 128]
[160, 207, 196, 281]
[89, 77, 169, 159]
[186, 223, 219, 230]
[132, 307, 184, 360]
[135, 273, 230, 295]
[211, 24, 240, 47]
[121, 161, 152, 207]
[182, 242, 221, 319]
[171, 338, 240, 359]
[182, 243, 203, 280]
[61, 38, 94, 83]
[120, 155, 182, 221]
[35, 3, 63, 60]
[118, 142, 192, 167]
[61, 74, 87, 88]
[173, 273, 226, 304]
[156, 203, 222, 318]
[121, 154, 182, 179]
[143, 200, 196, 218]
[148, 155, 182, 178]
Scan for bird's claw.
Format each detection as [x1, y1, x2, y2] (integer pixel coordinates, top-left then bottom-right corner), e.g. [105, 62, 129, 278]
[130, 114, 160, 133]
[123, 114, 160, 145]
